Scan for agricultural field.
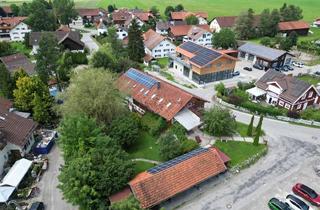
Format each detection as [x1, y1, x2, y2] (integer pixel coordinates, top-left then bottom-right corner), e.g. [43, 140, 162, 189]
[1, 0, 320, 22]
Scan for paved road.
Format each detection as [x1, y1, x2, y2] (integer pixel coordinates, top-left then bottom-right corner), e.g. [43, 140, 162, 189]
[164, 110, 320, 210]
[36, 144, 77, 210]
[81, 32, 99, 54]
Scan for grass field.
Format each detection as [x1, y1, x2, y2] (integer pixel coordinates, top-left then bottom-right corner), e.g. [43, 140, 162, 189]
[297, 74, 320, 85]
[1, 0, 319, 22]
[214, 141, 267, 167]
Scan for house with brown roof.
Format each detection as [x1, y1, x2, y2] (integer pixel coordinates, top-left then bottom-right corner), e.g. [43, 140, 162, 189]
[169, 24, 212, 47]
[0, 97, 37, 174]
[29, 31, 84, 54]
[0, 6, 13, 17]
[128, 147, 228, 209]
[209, 15, 260, 33]
[170, 11, 208, 25]
[278, 20, 310, 36]
[0, 17, 31, 41]
[170, 41, 237, 84]
[247, 70, 320, 111]
[118, 68, 208, 131]
[143, 29, 175, 59]
[72, 8, 107, 25]
[0, 53, 35, 75]
[112, 9, 153, 28]
[156, 20, 170, 35]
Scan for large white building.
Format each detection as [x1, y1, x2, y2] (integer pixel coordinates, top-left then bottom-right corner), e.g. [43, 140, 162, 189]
[143, 29, 176, 58]
[0, 17, 31, 41]
[182, 26, 212, 47]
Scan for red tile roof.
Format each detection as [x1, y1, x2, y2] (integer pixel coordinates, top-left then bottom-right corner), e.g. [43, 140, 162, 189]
[278, 20, 310, 31]
[0, 53, 35, 75]
[170, 24, 210, 37]
[0, 17, 28, 30]
[133, 12, 153, 22]
[214, 15, 260, 29]
[143, 29, 166, 50]
[76, 8, 105, 17]
[117, 68, 206, 121]
[112, 9, 132, 22]
[109, 187, 132, 204]
[1, 6, 12, 14]
[171, 11, 208, 20]
[0, 97, 38, 147]
[129, 147, 227, 208]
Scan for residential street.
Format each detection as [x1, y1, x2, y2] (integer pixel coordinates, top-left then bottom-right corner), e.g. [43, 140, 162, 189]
[81, 32, 99, 53]
[35, 144, 77, 210]
[166, 110, 320, 210]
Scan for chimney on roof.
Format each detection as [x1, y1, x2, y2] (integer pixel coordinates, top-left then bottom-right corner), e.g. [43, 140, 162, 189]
[157, 82, 160, 89]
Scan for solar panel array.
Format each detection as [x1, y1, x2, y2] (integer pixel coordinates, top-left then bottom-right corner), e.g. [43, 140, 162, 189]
[126, 68, 159, 89]
[148, 147, 209, 174]
[190, 48, 222, 67]
[180, 41, 203, 53]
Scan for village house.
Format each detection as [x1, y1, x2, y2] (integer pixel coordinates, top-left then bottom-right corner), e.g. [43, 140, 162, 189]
[209, 15, 260, 33]
[112, 9, 153, 28]
[156, 20, 170, 35]
[170, 11, 208, 25]
[110, 146, 229, 209]
[246, 70, 320, 111]
[73, 8, 107, 26]
[169, 24, 212, 46]
[0, 53, 35, 75]
[96, 20, 107, 35]
[238, 42, 294, 69]
[114, 25, 128, 40]
[29, 31, 85, 54]
[278, 20, 310, 36]
[0, 6, 13, 17]
[143, 29, 176, 59]
[0, 97, 38, 174]
[117, 68, 208, 131]
[170, 41, 237, 84]
[313, 18, 320, 28]
[0, 17, 31, 41]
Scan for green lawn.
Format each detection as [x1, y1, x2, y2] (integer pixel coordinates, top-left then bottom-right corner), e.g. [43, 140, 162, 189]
[236, 121, 264, 137]
[214, 140, 267, 167]
[157, 57, 169, 69]
[2, 0, 319, 22]
[133, 161, 156, 175]
[10, 42, 31, 57]
[297, 74, 320, 85]
[127, 131, 162, 161]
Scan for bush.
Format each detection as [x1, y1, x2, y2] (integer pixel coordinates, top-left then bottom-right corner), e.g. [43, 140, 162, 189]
[260, 37, 272, 47]
[227, 95, 243, 106]
[215, 82, 226, 96]
[287, 110, 300, 119]
[241, 101, 287, 116]
[237, 81, 255, 91]
[180, 139, 199, 154]
[141, 112, 167, 136]
[70, 52, 88, 65]
[301, 108, 320, 122]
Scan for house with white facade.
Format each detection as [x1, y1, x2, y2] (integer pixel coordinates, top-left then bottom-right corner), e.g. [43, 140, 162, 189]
[115, 25, 128, 40]
[170, 11, 208, 25]
[156, 21, 170, 35]
[143, 29, 176, 59]
[97, 20, 107, 35]
[169, 25, 212, 47]
[0, 97, 37, 174]
[247, 70, 320, 111]
[0, 17, 31, 41]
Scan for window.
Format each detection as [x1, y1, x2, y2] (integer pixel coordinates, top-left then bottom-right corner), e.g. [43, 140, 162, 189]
[160, 44, 163, 47]
[122, 33, 126, 36]
[240, 52, 246, 58]
[166, 44, 169, 46]
[203, 34, 206, 38]
[278, 101, 284, 106]
[301, 94, 306, 100]
[155, 50, 161, 53]
[308, 91, 313, 98]
[297, 104, 302, 109]
[285, 103, 291, 109]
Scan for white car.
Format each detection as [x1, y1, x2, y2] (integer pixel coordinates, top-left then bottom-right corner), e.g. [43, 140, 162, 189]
[292, 61, 304, 68]
[286, 194, 314, 210]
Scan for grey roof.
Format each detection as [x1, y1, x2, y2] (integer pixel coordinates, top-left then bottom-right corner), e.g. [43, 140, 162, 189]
[0, 53, 35, 75]
[180, 42, 222, 67]
[256, 70, 313, 103]
[156, 21, 170, 30]
[29, 31, 84, 47]
[238, 42, 287, 61]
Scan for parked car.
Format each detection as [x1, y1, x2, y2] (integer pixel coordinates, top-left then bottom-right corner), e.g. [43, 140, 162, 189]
[253, 63, 264, 70]
[233, 71, 240, 76]
[281, 66, 289, 72]
[314, 71, 320, 76]
[243, 67, 253, 71]
[285, 65, 294, 71]
[30, 202, 45, 210]
[274, 67, 281, 71]
[286, 194, 313, 210]
[292, 61, 304, 68]
[268, 198, 292, 210]
[293, 183, 320, 206]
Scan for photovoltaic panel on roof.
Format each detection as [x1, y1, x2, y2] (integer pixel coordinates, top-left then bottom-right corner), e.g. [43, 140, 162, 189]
[180, 41, 203, 53]
[190, 48, 222, 66]
[125, 68, 159, 89]
[147, 147, 209, 174]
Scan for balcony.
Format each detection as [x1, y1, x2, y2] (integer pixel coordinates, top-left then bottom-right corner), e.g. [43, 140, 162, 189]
[168, 54, 191, 69]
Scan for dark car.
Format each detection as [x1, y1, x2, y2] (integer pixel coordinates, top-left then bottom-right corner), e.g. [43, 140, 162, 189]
[293, 183, 320, 206]
[30, 202, 45, 210]
[274, 67, 281, 71]
[286, 194, 310, 210]
[285, 65, 294, 71]
[243, 67, 253, 71]
[315, 71, 320, 76]
[233, 71, 240, 76]
[281, 66, 288, 72]
[268, 198, 292, 210]
[253, 63, 264, 70]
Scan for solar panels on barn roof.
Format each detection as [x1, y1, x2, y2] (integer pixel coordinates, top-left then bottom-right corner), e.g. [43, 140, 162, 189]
[125, 68, 159, 89]
[179, 41, 203, 53]
[147, 147, 209, 174]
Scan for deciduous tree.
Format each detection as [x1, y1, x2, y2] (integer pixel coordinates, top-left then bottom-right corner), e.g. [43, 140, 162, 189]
[212, 28, 236, 49]
[234, 9, 256, 40]
[174, 4, 184, 12]
[280, 3, 303, 21]
[185, 15, 199, 25]
[164, 6, 174, 18]
[203, 106, 236, 137]
[52, 0, 77, 25]
[0, 64, 13, 98]
[110, 196, 145, 210]
[159, 132, 182, 161]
